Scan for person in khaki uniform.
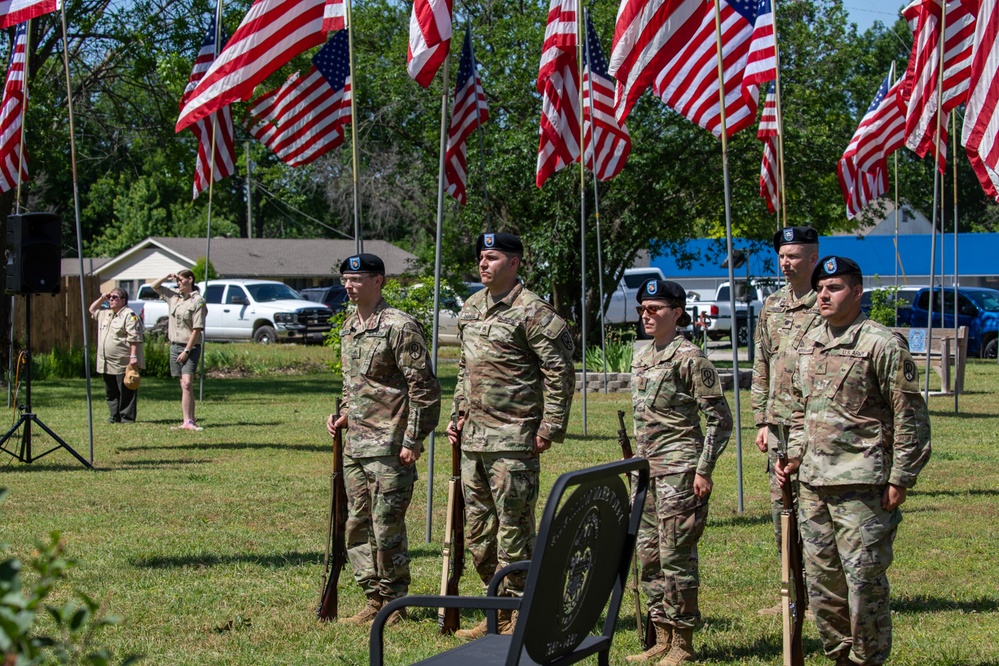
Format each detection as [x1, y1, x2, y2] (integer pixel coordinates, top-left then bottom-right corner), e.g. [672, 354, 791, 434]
[151, 269, 207, 430]
[445, 232, 574, 640]
[751, 225, 821, 615]
[89, 288, 144, 423]
[777, 256, 931, 666]
[627, 279, 732, 666]
[327, 253, 441, 627]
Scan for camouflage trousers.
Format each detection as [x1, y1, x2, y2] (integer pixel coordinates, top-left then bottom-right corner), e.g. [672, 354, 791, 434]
[461, 450, 540, 596]
[636, 471, 708, 630]
[799, 483, 900, 665]
[343, 454, 416, 601]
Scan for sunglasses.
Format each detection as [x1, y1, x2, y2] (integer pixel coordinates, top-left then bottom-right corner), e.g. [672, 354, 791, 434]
[635, 303, 680, 317]
[108, 295, 123, 301]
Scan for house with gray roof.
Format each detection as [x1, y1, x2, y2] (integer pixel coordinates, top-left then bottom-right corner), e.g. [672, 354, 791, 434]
[91, 237, 418, 295]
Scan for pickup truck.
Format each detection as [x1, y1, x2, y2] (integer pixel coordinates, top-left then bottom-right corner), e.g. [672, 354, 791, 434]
[128, 279, 332, 343]
[603, 267, 667, 328]
[689, 280, 777, 344]
[902, 286, 999, 358]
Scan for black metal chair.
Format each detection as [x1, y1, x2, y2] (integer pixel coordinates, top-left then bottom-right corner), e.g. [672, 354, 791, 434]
[369, 457, 649, 666]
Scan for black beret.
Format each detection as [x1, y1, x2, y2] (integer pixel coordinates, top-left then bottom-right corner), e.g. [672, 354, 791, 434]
[811, 255, 862, 290]
[638, 279, 692, 327]
[773, 225, 819, 251]
[476, 232, 523, 256]
[340, 253, 385, 275]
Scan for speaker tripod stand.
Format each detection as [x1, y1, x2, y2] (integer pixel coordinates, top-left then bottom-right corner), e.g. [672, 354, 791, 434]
[0, 295, 92, 468]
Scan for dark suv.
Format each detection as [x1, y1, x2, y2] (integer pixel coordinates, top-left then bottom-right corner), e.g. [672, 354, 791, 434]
[300, 285, 350, 313]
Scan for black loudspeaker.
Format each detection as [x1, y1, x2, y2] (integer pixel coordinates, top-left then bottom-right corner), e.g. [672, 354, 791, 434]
[5, 213, 62, 295]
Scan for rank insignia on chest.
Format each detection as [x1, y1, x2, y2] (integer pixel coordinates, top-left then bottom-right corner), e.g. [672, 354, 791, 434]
[635, 376, 648, 391]
[814, 361, 827, 375]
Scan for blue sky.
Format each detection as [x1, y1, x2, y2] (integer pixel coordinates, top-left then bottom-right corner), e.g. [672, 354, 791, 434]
[843, 0, 906, 32]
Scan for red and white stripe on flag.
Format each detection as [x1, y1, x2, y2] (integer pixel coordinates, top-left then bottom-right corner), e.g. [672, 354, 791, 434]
[742, 0, 777, 104]
[854, 80, 906, 175]
[0, 0, 57, 30]
[901, 0, 975, 172]
[248, 29, 353, 167]
[323, 0, 345, 32]
[583, 14, 631, 181]
[444, 28, 489, 204]
[0, 21, 28, 192]
[183, 12, 236, 199]
[608, 0, 701, 124]
[407, 0, 452, 88]
[536, 0, 580, 188]
[960, 0, 999, 201]
[652, 0, 761, 139]
[839, 70, 895, 219]
[757, 84, 779, 213]
[176, 0, 327, 133]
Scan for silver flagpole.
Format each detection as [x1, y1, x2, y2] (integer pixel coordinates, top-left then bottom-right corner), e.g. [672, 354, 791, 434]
[771, 0, 788, 227]
[426, 54, 451, 543]
[583, 13, 608, 394]
[346, 0, 362, 253]
[578, 0, 587, 433]
[199, 0, 224, 403]
[712, 0, 743, 512]
[951, 112, 959, 412]
[468, 24, 490, 220]
[58, 7, 94, 466]
[59, 5, 95, 464]
[923, 1, 947, 404]
[9, 20, 31, 409]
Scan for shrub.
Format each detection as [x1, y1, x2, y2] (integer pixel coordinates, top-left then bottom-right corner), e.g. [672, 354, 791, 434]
[868, 282, 902, 328]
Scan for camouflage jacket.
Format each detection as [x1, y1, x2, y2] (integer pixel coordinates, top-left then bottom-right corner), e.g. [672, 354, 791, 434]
[451, 282, 575, 453]
[339, 300, 441, 458]
[751, 285, 821, 427]
[631, 337, 733, 478]
[788, 314, 931, 488]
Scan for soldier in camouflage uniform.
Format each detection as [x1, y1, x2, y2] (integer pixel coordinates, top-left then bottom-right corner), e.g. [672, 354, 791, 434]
[777, 256, 930, 666]
[445, 232, 574, 640]
[627, 280, 732, 666]
[327, 253, 441, 627]
[751, 226, 820, 615]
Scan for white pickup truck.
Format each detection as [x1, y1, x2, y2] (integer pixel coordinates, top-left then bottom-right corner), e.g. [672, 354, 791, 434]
[603, 267, 668, 327]
[687, 280, 778, 344]
[128, 279, 332, 343]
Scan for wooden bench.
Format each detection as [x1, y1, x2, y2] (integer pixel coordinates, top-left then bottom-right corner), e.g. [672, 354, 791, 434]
[893, 326, 968, 395]
[369, 458, 649, 666]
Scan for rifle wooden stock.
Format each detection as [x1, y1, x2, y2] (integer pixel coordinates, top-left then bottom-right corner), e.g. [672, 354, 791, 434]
[317, 399, 347, 621]
[438, 429, 465, 635]
[618, 410, 653, 649]
[777, 452, 806, 666]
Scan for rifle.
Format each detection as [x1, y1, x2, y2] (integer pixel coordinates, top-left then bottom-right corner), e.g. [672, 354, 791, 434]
[618, 410, 654, 650]
[776, 451, 806, 666]
[317, 399, 347, 621]
[438, 426, 465, 634]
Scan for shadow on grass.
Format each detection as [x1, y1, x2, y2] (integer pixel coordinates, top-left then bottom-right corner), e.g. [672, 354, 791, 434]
[133, 550, 323, 569]
[698, 634, 825, 662]
[892, 594, 999, 614]
[910, 488, 999, 499]
[709, 512, 772, 528]
[116, 441, 325, 453]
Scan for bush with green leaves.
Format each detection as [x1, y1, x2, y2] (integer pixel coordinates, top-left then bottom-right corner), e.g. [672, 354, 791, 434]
[868, 281, 903, 328]
[0, 488, 141, 666]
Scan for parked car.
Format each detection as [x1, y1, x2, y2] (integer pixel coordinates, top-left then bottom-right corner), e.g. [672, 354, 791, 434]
[860, 285, 925, 326]
[299, 285, 350, 313]
[904, 286, 999, 358]
[127, 283, 173, 336]
[198, 279, 333, 343]
[687, 280, 779, 344]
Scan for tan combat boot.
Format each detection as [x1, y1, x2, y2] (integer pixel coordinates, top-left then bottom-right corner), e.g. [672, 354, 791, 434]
[383, 607, 407, 627]
[625, 623, 673, 662]
[658, 627, 694, 666]
[338, 594, 383, 626]
[455, 617, 488, 640]
[496, 609, 517, 635]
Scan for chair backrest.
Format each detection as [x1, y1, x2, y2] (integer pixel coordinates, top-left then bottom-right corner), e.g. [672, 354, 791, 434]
[508, 458, 649, 666]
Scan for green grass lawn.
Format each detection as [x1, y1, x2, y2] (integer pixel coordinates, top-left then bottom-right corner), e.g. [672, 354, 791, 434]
[1, 355, 998, 665]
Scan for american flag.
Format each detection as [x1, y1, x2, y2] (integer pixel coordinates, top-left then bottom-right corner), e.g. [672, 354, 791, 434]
[0, 22, 28, 193]
[444, 26, 488, 204]
[838, 70, 894, 219]
[248, 29, 352, 168]
[608, 0, 702, 124]
[901, 0, 975, 172]
[407, 0, 452, 88]
[184, 12, 236, 199]
[960, 0, 999, 202]
[0, 0, 57, 30]
[323, 0, 345, 32]
[757, 82, 780, 213]
[742, 0, 778, 101]
[536, 0, 580, 188]
[652, 0, 761, 138]
[854, 79, 906, 175]
[176, 0, 326, 133]
[583, 14, 631, 181]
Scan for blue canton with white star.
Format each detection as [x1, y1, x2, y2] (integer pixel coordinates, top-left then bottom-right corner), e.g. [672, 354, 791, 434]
[313, 29, 351, 90]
